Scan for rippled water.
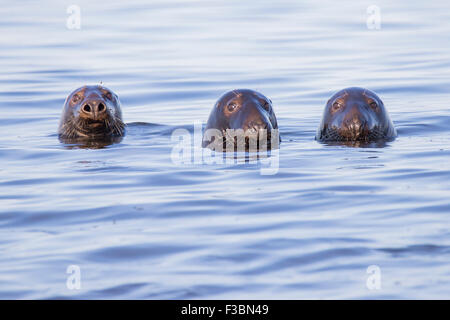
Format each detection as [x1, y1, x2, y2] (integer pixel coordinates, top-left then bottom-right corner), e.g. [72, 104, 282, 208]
[1, 0, 450, 299]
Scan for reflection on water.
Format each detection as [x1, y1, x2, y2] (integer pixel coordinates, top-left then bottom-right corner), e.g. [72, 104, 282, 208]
[0, 0, 450, 299]
[59, 136, 124, 149]
[319, 139, 391, 148]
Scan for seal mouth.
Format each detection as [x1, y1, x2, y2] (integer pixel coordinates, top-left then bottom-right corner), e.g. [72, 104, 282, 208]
[59, 115, 125, 140]
[76, 118, 108, 134]
[221, 129, 279, 151]
[320, 126, 385, 142]
[85, 119, 106, 129]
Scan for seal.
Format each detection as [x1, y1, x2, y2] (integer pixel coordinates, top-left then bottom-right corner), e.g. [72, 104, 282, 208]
[316, 87, 396, 142]
[202, 89, 280, 151]
[58, 85, 125, 143]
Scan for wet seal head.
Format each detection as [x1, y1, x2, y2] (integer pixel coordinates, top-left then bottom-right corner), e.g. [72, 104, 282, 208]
[316, 87, 396, 144]
[58, 85, 125, 145]
[202, 89, 280, 152]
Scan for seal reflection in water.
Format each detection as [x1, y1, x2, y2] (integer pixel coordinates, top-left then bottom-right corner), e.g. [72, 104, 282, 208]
[58, 85, 125, 147]
[202, 89, 280, 152]
[316, 87, 396, 144]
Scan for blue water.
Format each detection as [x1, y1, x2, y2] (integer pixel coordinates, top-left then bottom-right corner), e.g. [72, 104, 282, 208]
[1, 0, 450, 299]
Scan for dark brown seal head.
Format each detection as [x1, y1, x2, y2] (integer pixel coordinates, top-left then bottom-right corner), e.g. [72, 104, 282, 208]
[316, 87, 396, 143]
[202, 89, 280, 151]
[58, 85, 125, 143]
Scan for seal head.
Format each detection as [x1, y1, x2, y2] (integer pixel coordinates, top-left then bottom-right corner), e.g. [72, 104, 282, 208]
[58, 85, 125, 143]
[202, 89, 279, 151]
[316, 87, 396, 142]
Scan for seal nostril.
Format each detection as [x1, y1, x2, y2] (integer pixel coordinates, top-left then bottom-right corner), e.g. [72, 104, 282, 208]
[83, 105, 91, 113]
[98, 103, 105, 112]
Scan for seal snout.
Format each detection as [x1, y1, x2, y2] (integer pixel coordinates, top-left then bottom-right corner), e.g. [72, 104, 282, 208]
[338, 103, 368, 139]
[344, 113, 367, 133]
[80, 101, 108, 121]
[245, 119, 269, 134]
[241, 102, 272, 134]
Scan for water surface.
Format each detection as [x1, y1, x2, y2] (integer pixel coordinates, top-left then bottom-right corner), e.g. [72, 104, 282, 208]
[0, 0, 450, 299]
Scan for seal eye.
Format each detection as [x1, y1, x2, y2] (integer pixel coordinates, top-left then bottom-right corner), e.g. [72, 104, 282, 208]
[262, 101, 271, 111]
[332, 101, 342, 112]
[369, 101, 378, 110]
[72, 94, 81, 103]
[227, 103, 238, 113]
[103, 92, 113, 100]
